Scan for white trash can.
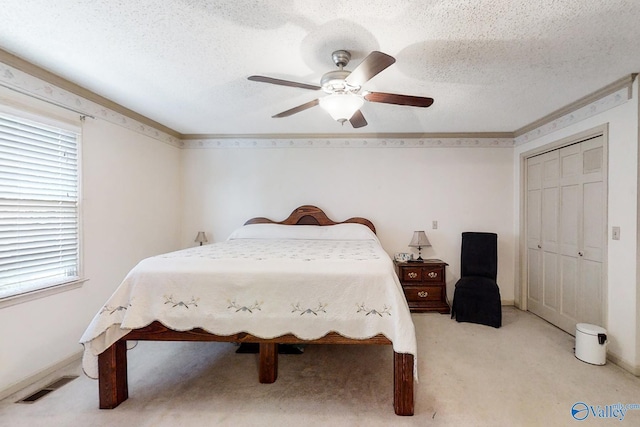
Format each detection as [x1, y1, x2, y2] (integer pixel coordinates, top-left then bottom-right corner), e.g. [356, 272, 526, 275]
[575, 323, 607, 365]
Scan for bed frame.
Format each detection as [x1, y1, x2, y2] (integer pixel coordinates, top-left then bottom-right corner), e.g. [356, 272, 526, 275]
[97, 205, 414, 415]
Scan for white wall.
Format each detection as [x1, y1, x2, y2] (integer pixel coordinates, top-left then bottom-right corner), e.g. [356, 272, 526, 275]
[181, 145, 516, 304]
[513, 80, 640, 373]
[0, 88, 183, 394]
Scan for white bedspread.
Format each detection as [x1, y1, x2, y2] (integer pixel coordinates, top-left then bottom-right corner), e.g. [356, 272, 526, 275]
[80, 224, 417, 379]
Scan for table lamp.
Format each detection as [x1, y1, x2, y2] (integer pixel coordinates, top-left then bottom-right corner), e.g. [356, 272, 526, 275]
[194, 231, 208, 246]
[409, 230, 431, 261]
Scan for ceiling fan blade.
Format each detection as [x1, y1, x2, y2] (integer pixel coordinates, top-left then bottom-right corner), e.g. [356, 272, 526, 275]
[349, 110, 367, 128]
[345, 51, 396, 87]
[364, 91, 434, 108]
[272, 99, 320, 118]
[248, 75, 321, 91]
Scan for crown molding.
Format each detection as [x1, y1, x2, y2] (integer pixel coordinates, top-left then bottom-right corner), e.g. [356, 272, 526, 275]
[0, 48, 181, 139]
[181, 132, 514, 140]
[514, 74, 637, 143]
[182, 135, 515, 149]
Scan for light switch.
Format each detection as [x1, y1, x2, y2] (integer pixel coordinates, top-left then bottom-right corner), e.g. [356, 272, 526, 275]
[432, 220, 438, 229]
[612, 226, 620, 240]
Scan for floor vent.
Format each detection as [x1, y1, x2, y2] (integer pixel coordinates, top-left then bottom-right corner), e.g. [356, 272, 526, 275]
[16, 375, 78, 404]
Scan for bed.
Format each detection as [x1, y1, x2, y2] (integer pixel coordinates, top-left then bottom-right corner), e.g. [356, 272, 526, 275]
[80, 205, 417, 416]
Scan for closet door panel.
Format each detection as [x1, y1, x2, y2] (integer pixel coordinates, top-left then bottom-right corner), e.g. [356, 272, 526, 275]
[543, 251, 558, 309]
[542, 186, 559, 253]
[580, 260, 603, 325]
[560, 255, 578, 318]
[560, 144, 581, 179]
[559, 184, 580, 259]
[583, 181, 605, 262]
[528, 250, 542, 303]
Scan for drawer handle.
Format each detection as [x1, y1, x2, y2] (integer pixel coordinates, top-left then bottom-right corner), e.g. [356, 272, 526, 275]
[417, 291, 429, 298]
[408, 272, 418, 279]
[427, 272, 438, 279]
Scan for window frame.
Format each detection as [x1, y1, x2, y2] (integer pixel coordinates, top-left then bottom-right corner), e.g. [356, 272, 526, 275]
[0, 103, 85, 308]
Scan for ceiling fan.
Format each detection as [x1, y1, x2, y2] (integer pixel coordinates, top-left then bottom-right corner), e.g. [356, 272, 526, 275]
[248, 50, 434, 128]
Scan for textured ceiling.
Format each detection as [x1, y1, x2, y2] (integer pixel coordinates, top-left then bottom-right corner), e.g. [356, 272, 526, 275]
[1, 0, 640, 136]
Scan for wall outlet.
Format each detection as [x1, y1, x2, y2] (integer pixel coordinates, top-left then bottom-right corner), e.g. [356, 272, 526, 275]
[612, 226, 620, 240]
[432, 220, 438, 229]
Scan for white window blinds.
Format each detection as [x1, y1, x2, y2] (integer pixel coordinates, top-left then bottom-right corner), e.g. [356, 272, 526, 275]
[0, 111, 80, 298]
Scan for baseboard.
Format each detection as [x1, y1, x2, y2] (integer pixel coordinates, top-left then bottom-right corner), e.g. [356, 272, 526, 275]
[607, 352, 640, 377]
[0, 350, 82, 401]
[501, 299, 515, 306]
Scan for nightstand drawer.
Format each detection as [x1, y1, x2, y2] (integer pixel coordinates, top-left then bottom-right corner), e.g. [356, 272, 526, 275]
[423, 267, 444, 282]
[401, 267, 423, 282]
[403, 285, 442, 302]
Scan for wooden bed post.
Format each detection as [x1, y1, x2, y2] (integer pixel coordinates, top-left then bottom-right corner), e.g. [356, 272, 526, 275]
[258, 343, 278, 383]
[98, 340, 128, 409]
[393, 352, 414, 416]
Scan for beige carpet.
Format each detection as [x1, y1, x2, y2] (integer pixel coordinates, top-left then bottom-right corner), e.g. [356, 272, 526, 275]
[2, 307, 640, 426]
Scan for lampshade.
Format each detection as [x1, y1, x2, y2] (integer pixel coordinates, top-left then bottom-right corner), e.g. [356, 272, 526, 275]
[194, 231, 208, 245]
[319, 93, 364, 123]
[409, 231, 431, 248]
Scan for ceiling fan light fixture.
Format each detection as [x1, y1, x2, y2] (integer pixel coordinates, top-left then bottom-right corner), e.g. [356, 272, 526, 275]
[319, 93, 364, 123]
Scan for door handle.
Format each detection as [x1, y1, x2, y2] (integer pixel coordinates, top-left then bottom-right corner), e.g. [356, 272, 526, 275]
[537, 244, 542, 249]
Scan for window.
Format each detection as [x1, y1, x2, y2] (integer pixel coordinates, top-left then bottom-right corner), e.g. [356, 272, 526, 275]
[0, 109, 81, 300]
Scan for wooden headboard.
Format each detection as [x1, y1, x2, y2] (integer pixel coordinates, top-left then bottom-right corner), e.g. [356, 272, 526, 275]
[244, 205, 376, 234]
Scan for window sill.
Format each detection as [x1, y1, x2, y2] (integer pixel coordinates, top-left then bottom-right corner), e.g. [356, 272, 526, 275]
[0, 278, 88, 309]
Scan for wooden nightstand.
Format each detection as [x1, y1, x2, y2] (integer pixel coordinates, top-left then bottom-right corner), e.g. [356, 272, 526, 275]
[395, 259, 450, 314]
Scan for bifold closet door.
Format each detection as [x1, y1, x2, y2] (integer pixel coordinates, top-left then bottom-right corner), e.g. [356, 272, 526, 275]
[526, 135, 605, 334]
[527, 150, 562, 328]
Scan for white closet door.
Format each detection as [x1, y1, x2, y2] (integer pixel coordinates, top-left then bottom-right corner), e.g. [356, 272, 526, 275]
[527, 150, 562, 325]
[526, 135, 606, 334]
[558, 143, 582, 332]
[542, 150, 560, 313]
[579, 136, 605, 326]
[526, 155, 543, 306]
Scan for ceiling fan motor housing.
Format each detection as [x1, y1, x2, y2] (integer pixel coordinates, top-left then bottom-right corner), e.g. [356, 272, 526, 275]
[321, 70, 360, 94]
[320, 50, 362, 94]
